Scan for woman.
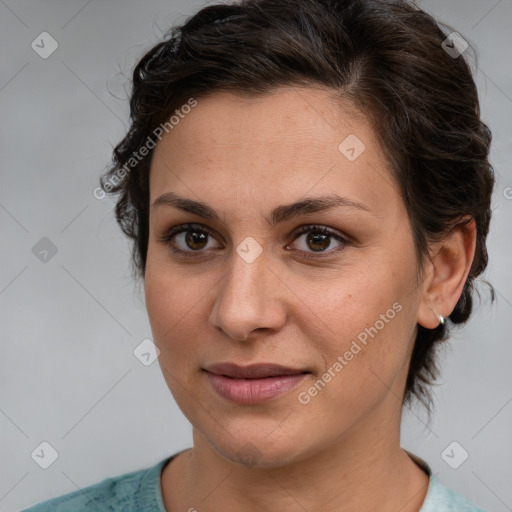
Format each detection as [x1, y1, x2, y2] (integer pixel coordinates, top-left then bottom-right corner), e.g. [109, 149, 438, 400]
[24, 0, 495, 510]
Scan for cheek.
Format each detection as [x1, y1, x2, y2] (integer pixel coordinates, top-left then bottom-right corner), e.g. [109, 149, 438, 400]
[145, 247, 200, 325]
[144, 260, 192, 349]
[298, 320, 410, 434]
[307, 272, 412, 401]
[144, 268, 203, 405]
[144, 257, 220, 376]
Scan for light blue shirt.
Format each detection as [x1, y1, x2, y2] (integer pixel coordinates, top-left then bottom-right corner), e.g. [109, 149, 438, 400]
[22, 450, 487, 511]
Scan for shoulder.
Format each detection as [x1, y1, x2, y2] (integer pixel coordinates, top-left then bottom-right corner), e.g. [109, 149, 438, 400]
[421, 474, 488, 512]
[21, 457, 171, 512]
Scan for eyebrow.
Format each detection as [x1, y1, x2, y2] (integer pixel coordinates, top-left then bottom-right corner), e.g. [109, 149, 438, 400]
[151, 191, 373, 226]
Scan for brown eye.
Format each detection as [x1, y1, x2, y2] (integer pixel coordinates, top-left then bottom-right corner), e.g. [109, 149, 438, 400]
[288, 225, 349, 258]
[304, 231, 332, 251]
[157, 223, 221, 256]
[158, 223, 349, 260]
[183, 229, 209, 250]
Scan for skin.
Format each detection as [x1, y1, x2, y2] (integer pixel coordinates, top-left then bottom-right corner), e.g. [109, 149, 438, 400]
[144, 86, 476, 512]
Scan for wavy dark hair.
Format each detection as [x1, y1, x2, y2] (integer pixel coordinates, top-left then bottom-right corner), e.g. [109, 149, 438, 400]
[100, 0, 495, 414]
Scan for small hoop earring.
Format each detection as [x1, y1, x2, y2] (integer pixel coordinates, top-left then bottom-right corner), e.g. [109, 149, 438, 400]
[429, 306, 445, 327]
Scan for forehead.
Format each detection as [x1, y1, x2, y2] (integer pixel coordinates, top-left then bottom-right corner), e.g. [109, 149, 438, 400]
[154, 87, 368, 152]
[149, 87, 400, 221]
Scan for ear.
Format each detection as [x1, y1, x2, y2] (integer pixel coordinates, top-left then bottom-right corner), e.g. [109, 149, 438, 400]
[417, 217, 477, 329]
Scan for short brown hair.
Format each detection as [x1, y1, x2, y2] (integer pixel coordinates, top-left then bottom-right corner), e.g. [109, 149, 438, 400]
[100, 0, 495, 413]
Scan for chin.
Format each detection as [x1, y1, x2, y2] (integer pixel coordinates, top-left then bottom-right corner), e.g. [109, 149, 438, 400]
[202, 422, 316, 469]
[221, 443, 300, 469]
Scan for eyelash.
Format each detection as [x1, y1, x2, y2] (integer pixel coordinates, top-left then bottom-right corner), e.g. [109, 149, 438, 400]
[157, 223, 351, 260]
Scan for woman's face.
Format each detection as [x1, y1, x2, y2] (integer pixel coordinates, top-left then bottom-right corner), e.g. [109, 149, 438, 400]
[145, 87, 427, 467]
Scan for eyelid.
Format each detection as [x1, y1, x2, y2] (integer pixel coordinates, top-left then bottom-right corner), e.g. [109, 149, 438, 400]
[287, 224, 350, 259]
[157, 222, 351, 258]
[156, 223, 220, 247]
[155, 224, 220, 261]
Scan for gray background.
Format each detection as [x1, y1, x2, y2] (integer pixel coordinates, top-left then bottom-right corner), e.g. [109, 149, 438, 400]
[1, 1, 511, 511]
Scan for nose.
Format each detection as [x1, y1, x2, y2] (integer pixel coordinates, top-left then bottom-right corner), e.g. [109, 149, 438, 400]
[209, 245, 288, 341]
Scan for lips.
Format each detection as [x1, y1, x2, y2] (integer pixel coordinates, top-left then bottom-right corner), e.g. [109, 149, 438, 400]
[204, 362, 308, 379]
[203, 362, 310, 404]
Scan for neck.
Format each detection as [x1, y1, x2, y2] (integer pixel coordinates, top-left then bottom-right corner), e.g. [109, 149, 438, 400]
[161, 409, 430, 512]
